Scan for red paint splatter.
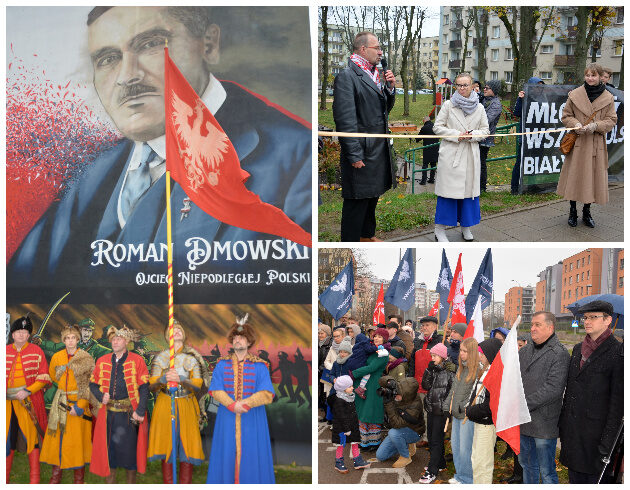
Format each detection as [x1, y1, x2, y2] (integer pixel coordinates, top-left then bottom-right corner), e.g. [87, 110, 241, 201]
[6, 53, 122, 262]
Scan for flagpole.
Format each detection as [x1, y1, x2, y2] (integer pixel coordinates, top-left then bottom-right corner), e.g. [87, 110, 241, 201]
[443, 302, 453, 345]
[165, 42, 178, 485]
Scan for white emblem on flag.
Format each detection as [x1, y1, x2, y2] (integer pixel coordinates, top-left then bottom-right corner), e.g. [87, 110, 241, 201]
[331, 273, 348, 292]
[398, 260, 411, 281]
[439, 269, 450, 289]
[171, 91, 229, 191]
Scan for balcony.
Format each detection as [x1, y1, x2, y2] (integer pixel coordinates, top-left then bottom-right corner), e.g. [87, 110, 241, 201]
[448, 59, 461, 69]
[450, 40, 462, 49]
[557, 26, 577, 41]
[555, 54, 575, 66]
[450, 19, 463, 30]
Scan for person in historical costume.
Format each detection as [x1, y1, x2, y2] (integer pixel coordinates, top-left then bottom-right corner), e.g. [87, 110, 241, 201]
[6, 315, 51, 483]
[89, 326, 149, 483]
[207, 317, 275, 483]
[557, 62, 617, 228]
[40, 325, 95, 483]
[148, 320, 210, 483]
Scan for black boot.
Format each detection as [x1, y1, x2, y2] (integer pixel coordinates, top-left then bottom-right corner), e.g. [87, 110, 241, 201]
[427, 168, 435, 184]
[419, 162, 428, 185]
[568, 206, 578, 227]
[582, 205, 595, 228]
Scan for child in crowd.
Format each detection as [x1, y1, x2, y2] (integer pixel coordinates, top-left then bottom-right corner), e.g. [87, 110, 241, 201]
[419, 343, 456, 484]
[331, 375, 371, 473]
[346, 332, 389, 399]
[465, 338, 502, 484]
[384, 346, 407, 380]
[443, 337, 481, 484]
[329, 338, 353, 395]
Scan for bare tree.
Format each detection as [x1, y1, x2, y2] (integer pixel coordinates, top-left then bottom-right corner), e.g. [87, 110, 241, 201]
[460, 7, 476, 74]
[473, 7, 489, 82]
[400, 7, 426, 116]
[319, 7, 329, 111]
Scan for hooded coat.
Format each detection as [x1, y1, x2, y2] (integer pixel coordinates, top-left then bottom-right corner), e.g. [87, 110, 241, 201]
[381, 376, 426, 436]
[421, 360, 456, 414]
[556, 85, 617, 204]
[432, 99, 490, 199]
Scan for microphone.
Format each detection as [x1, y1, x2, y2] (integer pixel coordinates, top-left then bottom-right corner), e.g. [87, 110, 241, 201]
[380, 57, 387, 72]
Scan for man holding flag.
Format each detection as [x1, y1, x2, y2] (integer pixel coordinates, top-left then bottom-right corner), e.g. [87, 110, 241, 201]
[517, 312, 569, 484]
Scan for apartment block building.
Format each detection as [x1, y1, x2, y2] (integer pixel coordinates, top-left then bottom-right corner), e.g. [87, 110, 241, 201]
[560, 249, 603, 314]
[504, 286, 536, 326]
[438, 6, 624, 91]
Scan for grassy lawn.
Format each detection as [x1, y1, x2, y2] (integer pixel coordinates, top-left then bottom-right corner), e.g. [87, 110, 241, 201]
[8, 454, 312, 484]
[319, 188, 560, 242]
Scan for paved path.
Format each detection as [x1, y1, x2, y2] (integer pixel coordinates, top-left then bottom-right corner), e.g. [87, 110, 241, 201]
[317, 420, 446, 484]
[394, 184, 623, 242]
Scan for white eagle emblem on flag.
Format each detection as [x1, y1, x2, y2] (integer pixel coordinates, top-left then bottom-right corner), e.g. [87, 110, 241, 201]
[331, 273, 348, 292]
[171, 91, 229, 191]
[398, 260, 411, 281]
[439, 269, 450, 289]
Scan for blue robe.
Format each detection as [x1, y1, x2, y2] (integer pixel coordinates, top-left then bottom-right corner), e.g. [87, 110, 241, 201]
[207, 356, 275, 483]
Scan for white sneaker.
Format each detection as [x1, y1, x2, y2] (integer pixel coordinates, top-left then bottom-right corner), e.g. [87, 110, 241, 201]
[434, 224, 448, 242]
[448, 477, 461, 484]
[419, 471, 437, 484]
[461, 226, 474, 241]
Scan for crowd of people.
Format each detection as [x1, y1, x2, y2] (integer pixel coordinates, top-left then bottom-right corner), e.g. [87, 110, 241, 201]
[7, 315, 275, 484]
[333, 29, 618, 242]
[318, 300, 623, 484]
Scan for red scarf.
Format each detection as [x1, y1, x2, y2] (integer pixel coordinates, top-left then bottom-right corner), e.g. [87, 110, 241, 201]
[580, 328, 612, 368]
[350, 54, 381, 90]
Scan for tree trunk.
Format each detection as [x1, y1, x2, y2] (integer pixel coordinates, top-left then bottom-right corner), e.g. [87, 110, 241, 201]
[320, 7, 329, 111]
[619, 48, 624, 90]
[475, 8, 488, 82]
[517, 7, 537, 106]
[573, 7, 591, 84]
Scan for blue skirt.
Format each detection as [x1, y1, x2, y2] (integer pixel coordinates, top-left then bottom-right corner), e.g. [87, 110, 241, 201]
[435, 197, 480, 227]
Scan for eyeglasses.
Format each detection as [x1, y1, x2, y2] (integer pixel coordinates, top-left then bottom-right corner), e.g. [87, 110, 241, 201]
[483, 86, 491, 90]
[366, 45, 382, 51]
[580, 314, 607, 323]
[456, 84, 470, 88]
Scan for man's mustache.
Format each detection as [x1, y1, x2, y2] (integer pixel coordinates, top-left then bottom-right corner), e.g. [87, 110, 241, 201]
[118, 83, 159, 104]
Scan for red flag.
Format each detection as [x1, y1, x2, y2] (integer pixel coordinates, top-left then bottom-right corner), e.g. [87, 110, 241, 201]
[464, 297, 485, 342]
[447, 253, 466, 324]
[164, 48, 311, 247]
[428, 297, 439, 316]
[373, 283, 385, 326]
[483, 317, 530, 455]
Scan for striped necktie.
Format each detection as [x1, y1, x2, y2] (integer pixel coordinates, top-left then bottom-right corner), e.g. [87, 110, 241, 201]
[121, 143, 156, 221]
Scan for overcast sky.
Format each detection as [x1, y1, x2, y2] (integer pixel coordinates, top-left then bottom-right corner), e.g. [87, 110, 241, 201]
[353, 246, 590, 300]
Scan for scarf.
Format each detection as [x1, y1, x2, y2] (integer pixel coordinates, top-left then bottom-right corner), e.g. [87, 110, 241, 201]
[350, 53, 381, 90]
[330, 338, 343, 354]
[336, 353, 350, 365]
[386, 357, 406, 373]
[318, 336, 330, 348]
[581, 328, 612, 368]
[336, 390, 355, 403]
[451, 90, 480, 116]
[584, 81, 605, 103]
[533, 332, 555, 350]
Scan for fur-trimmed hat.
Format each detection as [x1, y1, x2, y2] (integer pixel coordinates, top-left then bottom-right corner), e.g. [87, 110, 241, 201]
[107, 325, 137, 342]
[227, 316, 257, 347]
[164, 319, 187, 343]
[61, 325, 81, 342]
[10, 316, 33, 335]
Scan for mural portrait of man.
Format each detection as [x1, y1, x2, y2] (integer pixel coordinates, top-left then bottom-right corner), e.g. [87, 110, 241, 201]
[7, 6, 312, 305]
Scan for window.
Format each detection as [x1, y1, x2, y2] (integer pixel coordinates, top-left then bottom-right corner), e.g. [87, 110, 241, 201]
[587, 270, 590, 279]
[581, 286, 584, 295]
[615, 7, 624, 24]
[569, 276, 572, 285]
[590, 46, 601, 57]
[466, 50, 472, 58]
[443, 34, 448, 45]
[568, 290, 571, 298]
[581, 272, 584, 281]
[582, 258, 585, 267]
[540, 71, 552, 79]
[491, 71, 499, 80]
[444, 14, 449, 25]
[570, 263, 573, 271]
[563, 278, 566, 286]
[614, 40, 624, 56]
[492, 25, 500, 38]
[491, 49, 499, 61]
[566, 44, 575, 55]
[567, 15, 577, 27]
[505, 72, 513, 83]
[443, 72, 447, 78]
[505, 47, 513, 60]
[576, 274, 579, 283]
[588, 255, 591, 264]
[621, 258, 624, 270]
[575, 288, 579, 298]
[620, 277, 624, 288]
[541, 45, 553, 54]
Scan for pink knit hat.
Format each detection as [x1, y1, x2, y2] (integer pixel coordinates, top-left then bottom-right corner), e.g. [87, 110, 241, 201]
[429, 343, 448, 360]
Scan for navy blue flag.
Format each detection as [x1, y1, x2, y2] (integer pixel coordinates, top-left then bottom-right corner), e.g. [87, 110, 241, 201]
[465, 248, 493, 322]
[319, 260, 355, 321]
[435, 249, 453, 327]
[385, 248, 415, 311]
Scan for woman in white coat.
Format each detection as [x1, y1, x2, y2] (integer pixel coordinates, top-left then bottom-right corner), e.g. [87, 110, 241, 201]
[432, 73, 489, 242]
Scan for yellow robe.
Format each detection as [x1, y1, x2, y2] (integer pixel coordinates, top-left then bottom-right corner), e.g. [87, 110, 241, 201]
[147, 348, 204, 464]
[40, 349, 93, 469]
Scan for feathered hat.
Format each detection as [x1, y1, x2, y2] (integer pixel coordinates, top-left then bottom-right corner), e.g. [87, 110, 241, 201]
[227, 313, 257, 347]
[10, 315, 33, 335]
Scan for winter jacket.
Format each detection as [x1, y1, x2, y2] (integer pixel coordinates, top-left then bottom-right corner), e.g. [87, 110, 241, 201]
[388, 335, 406, 357]
[318, 336, 332, 374]
[479, 94, 503, 147]
[519, 333, 570, 439]
[410, 331, 443, 393]
[446, 339, 460, 365]
[331, 396, 360, 445]
[345, 333, 378, 371]
[396, 330, 414, 358]
[381, 376, 426, 436]
[385, 358, 407, 380]
[329, 359, 352, 397]
[443, 362, 477, 420]
[465, 370, 493, 425]
[352, 352, 389, 424]
[421, 360, 455, 415]
[559, 335, 623, 475]
[417, 120, 439, 163]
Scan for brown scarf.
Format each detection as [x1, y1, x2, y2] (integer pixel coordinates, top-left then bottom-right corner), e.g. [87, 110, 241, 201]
[580, 328, 612, 368]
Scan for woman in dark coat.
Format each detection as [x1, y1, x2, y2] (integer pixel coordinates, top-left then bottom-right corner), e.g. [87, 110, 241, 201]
[417, 116, 439, 185]
[318, 324, 333, 417]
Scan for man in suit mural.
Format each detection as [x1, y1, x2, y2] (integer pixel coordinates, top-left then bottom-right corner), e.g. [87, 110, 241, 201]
[333, 31, 396, 242]
[8, 7, 311, 303]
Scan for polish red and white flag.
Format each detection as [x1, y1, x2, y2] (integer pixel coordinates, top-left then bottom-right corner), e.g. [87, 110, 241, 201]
[373, 283, 385, 326]
[447, 253, 466, 324]
[464, 297, 485, 343]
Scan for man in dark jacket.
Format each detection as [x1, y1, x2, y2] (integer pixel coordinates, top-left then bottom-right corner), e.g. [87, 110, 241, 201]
[479, 80, 503, 192]
[446, 322, 466, 364]
[376, 376, 426, 468]
[387, 322, 407, 355]
[559, 301, 623, 483]
[416, 116, 439, 185]
[333, 31, 396, 242]
[518, 311, 570, 484]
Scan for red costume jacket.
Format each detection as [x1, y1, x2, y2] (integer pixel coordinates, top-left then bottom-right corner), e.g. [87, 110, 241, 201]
[90, 352, 149, 476]
[6, 342, 50, 431]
